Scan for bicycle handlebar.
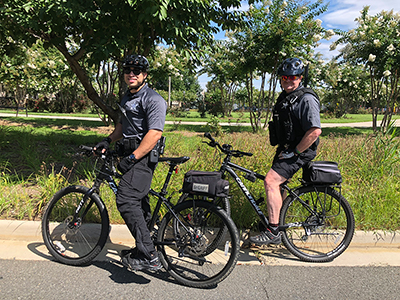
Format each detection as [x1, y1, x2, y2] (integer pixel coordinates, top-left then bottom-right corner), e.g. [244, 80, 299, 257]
[203, 132, 253, 158]
[79, 145, 94, 156]
[79, 145, 115, 159]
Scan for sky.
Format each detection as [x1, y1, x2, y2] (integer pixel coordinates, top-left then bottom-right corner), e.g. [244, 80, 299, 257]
[198, 0, 400, 90]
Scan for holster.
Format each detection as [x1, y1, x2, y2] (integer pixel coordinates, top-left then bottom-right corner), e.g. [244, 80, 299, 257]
[268, 121, 278, 146]
[149, 136, 166, 163]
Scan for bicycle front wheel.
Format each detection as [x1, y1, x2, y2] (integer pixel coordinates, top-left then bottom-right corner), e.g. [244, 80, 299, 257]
[280, 185, 355, 262]
[157, 199, 239, 288]
[41, 185, 110, 265]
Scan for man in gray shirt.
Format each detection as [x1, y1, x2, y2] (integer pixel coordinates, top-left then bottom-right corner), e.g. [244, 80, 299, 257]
[250, 58, 322, 246]
[95, 54, 167, 271]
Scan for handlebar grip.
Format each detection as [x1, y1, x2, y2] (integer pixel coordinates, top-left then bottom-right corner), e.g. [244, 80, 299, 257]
[80, 145, 99, 157]
[80, 145, 93, 151]
[243, 152, 253, 157]
[204, 132, 215, 143]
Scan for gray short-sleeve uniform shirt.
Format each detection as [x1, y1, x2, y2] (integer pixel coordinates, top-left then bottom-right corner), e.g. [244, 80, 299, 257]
[291, 88, 321, 133]
[120, 84, 167, 140]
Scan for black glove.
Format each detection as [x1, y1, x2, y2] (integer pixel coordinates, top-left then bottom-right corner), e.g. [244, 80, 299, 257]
[117, 156, 136, 174]
[94, 137, 111, 153]
[279, 149, 296, 159]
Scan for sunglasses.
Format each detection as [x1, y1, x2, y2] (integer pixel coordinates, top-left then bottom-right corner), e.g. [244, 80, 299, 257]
[281, 75, 301, 81]
[123, 68, 142, 75]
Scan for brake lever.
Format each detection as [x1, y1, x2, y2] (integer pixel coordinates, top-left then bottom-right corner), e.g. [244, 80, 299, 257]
[204, 132, 216, 143]
[243, 152, 253, 157]
[202, 140, 217, 147]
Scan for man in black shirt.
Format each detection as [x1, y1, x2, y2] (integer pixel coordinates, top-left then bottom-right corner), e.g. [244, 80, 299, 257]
[250, 58, 322, 246]
[94, 54, 167, 271]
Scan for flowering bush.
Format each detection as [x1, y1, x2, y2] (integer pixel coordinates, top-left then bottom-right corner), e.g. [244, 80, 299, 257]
[334, 7, 400, 131]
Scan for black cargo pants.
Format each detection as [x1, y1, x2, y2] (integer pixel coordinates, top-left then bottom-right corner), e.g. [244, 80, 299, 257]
[116, 155, 156, 259]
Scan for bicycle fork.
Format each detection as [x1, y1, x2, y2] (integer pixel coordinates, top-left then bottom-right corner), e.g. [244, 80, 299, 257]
[70, 178, 104, 229]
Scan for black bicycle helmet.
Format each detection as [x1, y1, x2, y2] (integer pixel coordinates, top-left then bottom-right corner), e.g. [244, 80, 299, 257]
[123, 54, 149, 72]
[277, 58, 304, 76]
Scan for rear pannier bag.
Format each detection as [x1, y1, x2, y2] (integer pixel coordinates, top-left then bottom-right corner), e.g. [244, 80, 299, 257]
[182, 170, 229, 197]
[302, 161, 342, 184]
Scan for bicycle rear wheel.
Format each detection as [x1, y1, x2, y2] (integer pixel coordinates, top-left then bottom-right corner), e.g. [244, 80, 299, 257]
[176, 193, 230, 255]
[280, 185, 355, 262]
[41, 185, 110, 265]
[157, 199, 239, 288]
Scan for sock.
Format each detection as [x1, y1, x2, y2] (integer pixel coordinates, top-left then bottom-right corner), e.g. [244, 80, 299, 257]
[268, 224, 279, 235]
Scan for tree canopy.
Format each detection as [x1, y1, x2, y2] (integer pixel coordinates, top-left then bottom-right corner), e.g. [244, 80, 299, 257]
[201, 0, 328, 132]
[1, 0, 252, 123]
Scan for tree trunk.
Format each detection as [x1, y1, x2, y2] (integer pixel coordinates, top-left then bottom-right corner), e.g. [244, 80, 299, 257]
[219, 84, 225, 117]
[369, 67, 378, 131]
[56, 45, 120, 125]
[246, 72, 258, 132]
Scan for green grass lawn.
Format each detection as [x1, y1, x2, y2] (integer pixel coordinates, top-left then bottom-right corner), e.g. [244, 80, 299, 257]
[1, 117, 399, 230]
[1, 111, 400, 230]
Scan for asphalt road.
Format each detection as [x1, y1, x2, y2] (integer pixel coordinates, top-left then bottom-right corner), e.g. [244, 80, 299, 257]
[1, 220, 400, 299]
[1, 259, 400, 300]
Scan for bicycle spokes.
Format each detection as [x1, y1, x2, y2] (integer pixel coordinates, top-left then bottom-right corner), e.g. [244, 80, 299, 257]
[157, 200, 240, 288]
[42, 186, 109, 264]
[281, 186, 354, 262]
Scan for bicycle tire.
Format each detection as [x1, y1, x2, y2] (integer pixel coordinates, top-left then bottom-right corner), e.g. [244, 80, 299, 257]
[176, 193, 230, 255]
[157, 199, 239, 288]
[280, 185, 355, 262]
[41, 185, 110, 266]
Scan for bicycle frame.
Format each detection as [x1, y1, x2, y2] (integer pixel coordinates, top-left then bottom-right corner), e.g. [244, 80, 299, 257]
[221, 160, 344, 231]
[201, 133, 354, 263]
[281, 183, 344, 223]
[75, 149, 194, 244]
[209, 132, 343, 233]
[220, 160, 270, 229]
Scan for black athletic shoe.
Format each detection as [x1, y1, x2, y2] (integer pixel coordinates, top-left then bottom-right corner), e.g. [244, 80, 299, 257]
[121, 253, 162, 271]
[249, 229, 282, 245]
[120, 247, 138, 258]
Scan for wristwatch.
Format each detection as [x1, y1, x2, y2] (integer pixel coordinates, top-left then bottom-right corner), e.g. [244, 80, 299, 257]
[128, 153, 138, 163]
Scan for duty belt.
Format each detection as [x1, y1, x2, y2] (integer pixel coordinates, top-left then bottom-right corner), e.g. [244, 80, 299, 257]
[123, 137, 141, 152]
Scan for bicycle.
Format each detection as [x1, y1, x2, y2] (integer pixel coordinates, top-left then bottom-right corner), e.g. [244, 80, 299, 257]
[41, 145, 240, 288]
[188, 132, 355, 263]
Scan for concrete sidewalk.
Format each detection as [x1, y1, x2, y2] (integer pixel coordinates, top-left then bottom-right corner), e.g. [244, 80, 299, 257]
[1, 112, 399, 128]
[1, 219, 399, 267]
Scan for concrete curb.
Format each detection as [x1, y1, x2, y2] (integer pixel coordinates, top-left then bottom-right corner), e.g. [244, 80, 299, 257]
[0, 220, 260, 264]
[1, 220, 399, 266]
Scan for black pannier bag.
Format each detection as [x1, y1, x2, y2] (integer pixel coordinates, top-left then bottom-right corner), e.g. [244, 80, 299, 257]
[182, 170, 229, 197]
[302, 161, 342, 184]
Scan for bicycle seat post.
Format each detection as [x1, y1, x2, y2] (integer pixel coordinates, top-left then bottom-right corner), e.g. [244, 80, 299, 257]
[160, 162, 178, 196]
